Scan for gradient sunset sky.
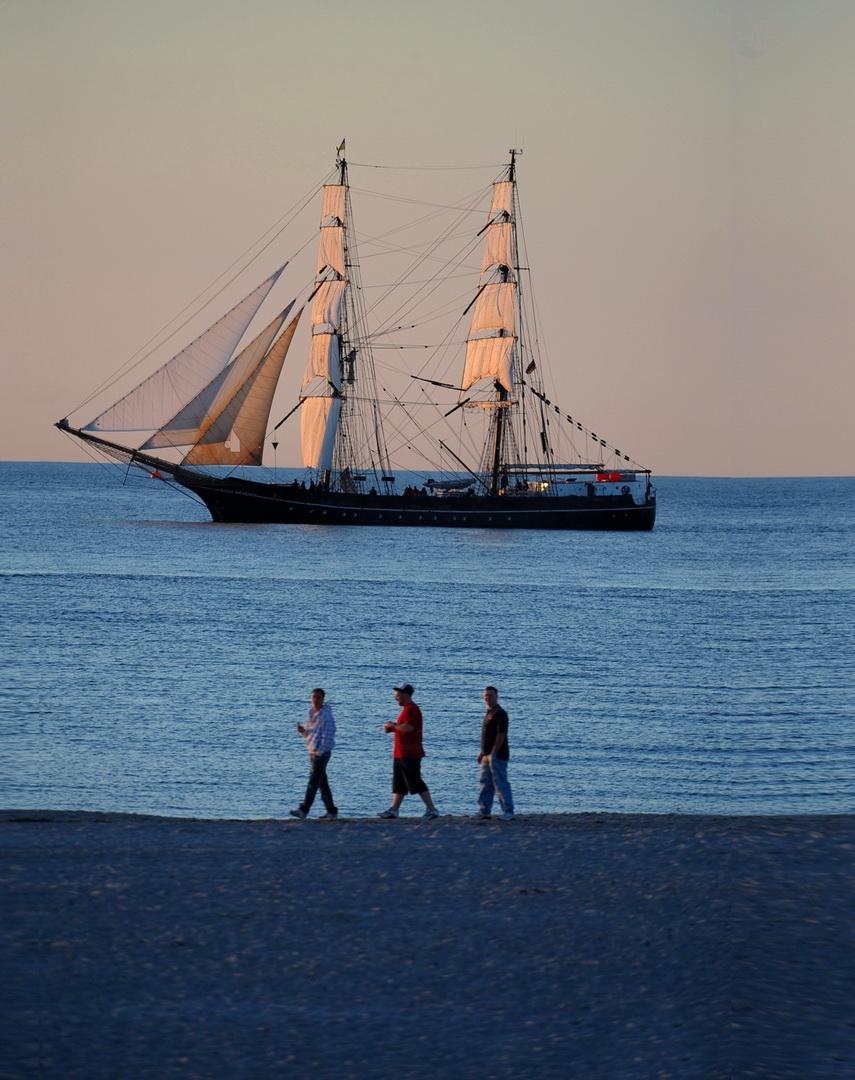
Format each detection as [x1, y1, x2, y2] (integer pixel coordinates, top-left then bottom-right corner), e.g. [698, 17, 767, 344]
[2, 0, 853, 475]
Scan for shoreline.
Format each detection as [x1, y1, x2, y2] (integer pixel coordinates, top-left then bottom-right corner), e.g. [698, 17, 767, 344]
[5, 807, 853, 824]
[4, 810, 853, 1077]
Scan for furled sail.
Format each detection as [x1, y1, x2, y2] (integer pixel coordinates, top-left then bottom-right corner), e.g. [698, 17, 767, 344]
[184, 309, 303, 466]
[300, 396, 341, 471]
[84, 267, 285, 433]
[143, 302, 294, 449]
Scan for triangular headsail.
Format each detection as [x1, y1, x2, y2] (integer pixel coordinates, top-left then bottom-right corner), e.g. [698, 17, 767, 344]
[142, 302, 295, 450]
[84, 266, 285, 433]
[184, 308, 303, 466]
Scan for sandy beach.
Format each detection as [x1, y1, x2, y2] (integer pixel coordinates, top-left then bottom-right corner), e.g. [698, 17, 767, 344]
[2, 811, 852, 1078]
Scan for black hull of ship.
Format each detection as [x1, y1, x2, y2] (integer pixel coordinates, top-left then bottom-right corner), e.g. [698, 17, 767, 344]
[176, 470, 656, 530]
[56, 427, 655, 531]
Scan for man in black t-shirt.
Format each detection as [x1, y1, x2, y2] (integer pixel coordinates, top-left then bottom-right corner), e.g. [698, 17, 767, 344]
[477, 685, 515, 821]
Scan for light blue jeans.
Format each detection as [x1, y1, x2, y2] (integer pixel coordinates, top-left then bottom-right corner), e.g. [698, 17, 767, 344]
[479, 756, 514, 815]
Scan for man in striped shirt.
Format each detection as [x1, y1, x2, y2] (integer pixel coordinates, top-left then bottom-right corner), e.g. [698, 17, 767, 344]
[290, 688, 338, 820]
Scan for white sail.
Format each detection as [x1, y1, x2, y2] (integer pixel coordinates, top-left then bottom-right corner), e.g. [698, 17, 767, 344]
[462, 336, 515, 393]
[299, 171, 348, 473]
[141, 366, 233, 448]
[311, 281, 346, 334]
[321, 184, 346, 225]
[143, 303, 293, 449]
[303, 333, 341, 390]
[480, 222, 515, 273]
[468, 282, 516, 338]
[490, 181, 514, 218]
[84, 267, 284, 433]
[300, 396, 341, 470]
[317, 227, 346, 277]
[460, 181, 518, 391]
[184, 310, 302, 466]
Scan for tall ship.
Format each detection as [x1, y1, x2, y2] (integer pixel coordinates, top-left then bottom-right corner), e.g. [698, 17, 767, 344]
[57, 147, 656, 530]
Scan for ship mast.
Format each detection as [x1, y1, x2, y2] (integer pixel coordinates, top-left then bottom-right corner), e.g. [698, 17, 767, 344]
[299, 143, 392, 491]
[487, 149, 520, 493]
[488, 270, 511, 495]
[459, 150, 521, 494]
[329, 151, 348, 490]
[299, 144, 349, 486]
[336, 149, 394, 490]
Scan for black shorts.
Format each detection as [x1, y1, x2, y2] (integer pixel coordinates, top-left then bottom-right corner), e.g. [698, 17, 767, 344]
[392, 757, 427, 795]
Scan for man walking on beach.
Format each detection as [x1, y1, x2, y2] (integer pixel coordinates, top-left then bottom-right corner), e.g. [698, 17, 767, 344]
[379, 682, 440, 819]
[290, 688, 338, 820]
[477, 685, 514, 821]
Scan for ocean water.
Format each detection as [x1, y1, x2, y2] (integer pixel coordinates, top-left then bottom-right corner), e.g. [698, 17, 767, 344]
[1, 462, 853, 818]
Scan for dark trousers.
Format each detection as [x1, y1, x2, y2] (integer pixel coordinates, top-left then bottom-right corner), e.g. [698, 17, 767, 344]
[300, 751, 337, 814]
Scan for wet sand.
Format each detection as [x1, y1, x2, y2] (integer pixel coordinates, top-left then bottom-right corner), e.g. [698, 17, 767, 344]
[2, 811, 853, 1078]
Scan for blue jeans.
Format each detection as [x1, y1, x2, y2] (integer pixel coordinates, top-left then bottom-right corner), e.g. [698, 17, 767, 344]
[479, 756, 514, 815]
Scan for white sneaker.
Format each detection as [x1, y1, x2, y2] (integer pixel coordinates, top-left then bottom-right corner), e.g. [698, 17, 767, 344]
[500, 811, 515, 821]
[289, 807, 307, 820]
[423, 808, 440, 820]
[378, 808, 399, 819]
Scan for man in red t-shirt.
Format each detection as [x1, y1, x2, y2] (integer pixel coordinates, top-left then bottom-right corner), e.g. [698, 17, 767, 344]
[378, 682, 441, 819]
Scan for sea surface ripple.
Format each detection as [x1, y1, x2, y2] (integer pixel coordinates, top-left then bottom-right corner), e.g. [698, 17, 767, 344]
[2, 464, 853, 817]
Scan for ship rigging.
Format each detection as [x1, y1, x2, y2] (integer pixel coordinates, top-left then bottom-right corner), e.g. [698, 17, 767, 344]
[57, 146, 656, 530]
